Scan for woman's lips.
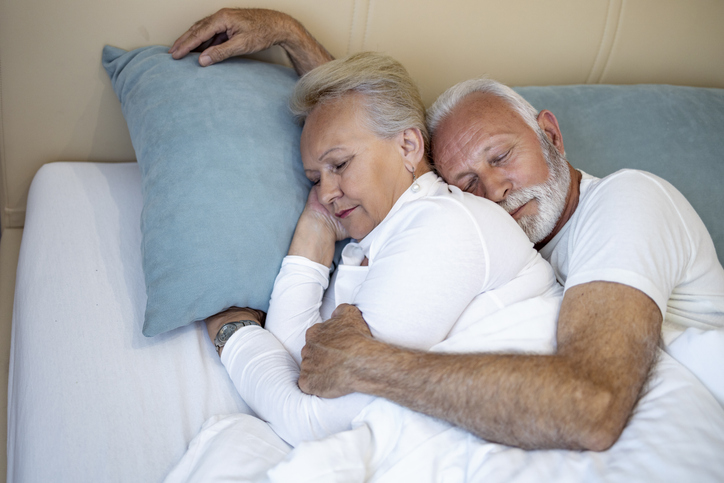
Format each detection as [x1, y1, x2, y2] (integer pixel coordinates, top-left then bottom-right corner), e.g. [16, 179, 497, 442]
[335, 206, 357, 219]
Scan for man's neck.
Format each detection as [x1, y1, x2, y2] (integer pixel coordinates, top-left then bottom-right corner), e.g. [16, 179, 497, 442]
[534, 163, 582, 250]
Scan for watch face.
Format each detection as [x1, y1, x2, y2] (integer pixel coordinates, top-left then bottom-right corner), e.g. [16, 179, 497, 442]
[218, 323, 239, 343]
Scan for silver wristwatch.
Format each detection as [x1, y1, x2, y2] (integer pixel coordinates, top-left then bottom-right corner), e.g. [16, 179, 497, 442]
[214, 320, 261, 355]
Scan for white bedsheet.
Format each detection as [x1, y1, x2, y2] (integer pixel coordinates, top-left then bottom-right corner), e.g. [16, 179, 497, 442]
[7, 162, 252, 482]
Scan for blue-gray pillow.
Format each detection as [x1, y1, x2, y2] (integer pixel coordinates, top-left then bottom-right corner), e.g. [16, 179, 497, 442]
[102, 45, 310, 337]
[514, 85, 724, 263]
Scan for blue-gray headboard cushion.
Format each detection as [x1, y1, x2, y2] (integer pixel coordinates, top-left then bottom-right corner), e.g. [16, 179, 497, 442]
[514, 85, 724, 263]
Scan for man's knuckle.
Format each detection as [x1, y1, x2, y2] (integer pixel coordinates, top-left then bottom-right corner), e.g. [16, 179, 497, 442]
[298, 375, 309, 391]
[306, 324, 320, 338]
[208, 48, 225, 61]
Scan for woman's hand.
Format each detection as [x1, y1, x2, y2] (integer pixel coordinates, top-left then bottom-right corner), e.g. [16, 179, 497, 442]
[169, 8, 333, 75]
[288, 186, 349, 267]
[303, 185, 350, 241]
[205, 306, 267, 355]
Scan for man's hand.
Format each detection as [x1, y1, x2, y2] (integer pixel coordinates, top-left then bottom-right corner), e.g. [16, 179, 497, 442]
[169, 8, 333, 75]
[299, 304, 376, 398]
[301, 283, 662, 451]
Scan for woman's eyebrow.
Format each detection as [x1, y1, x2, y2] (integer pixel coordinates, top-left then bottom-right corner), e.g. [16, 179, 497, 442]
[319, 147, 344, 161]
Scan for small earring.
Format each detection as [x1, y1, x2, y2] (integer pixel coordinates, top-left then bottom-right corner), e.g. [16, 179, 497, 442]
[410, 171, 420, 193]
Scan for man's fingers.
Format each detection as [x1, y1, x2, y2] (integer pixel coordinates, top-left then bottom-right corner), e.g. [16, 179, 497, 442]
[192, 32, 230, 54]
[170, 17, 227, 59]
[305, 322, 321, 342]
[170, 24, 206, 57]
[330, 303, 359, 319]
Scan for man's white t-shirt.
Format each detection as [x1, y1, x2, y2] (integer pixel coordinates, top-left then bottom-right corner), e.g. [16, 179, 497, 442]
[539, 169, 724, 337]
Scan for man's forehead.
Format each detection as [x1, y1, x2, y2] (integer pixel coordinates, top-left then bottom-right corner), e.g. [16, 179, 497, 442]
[432, 93, 517, 163]
[441, 92, 518, 133]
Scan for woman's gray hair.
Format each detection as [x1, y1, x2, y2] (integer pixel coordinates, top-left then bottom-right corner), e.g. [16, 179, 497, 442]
[289, 52, 428, 151]
[427, 78, 542, 144]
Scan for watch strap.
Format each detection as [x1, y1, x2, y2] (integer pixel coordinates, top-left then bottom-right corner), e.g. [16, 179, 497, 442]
[214, 320, 261, 356]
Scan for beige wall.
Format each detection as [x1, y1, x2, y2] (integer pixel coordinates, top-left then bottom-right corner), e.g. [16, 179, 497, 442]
[1, 0, 723, 232]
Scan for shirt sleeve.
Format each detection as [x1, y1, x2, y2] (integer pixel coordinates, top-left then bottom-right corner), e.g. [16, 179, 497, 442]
[264, 255, 331, 364]
[563, 171, 695, 316]
[221, 326, 374, 447]
[219, 255, 373, 447]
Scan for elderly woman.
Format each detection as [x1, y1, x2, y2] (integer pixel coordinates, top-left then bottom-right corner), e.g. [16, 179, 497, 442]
[203, 52, 561, 447]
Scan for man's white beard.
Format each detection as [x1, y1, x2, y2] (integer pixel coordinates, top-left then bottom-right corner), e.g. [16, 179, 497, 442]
[498, 136, 571, 244]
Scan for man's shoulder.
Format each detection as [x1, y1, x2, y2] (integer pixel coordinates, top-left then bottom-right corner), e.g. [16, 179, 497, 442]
[578, 169, 678, 213]
[559, 168, 695, 250]
[589, 168, 669, 192]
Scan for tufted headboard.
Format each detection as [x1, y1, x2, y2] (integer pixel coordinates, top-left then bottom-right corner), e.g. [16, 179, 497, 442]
[1, 0, 723, 232]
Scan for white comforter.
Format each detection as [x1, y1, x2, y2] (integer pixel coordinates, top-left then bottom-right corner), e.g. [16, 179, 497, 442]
[168, 308, 724, 482]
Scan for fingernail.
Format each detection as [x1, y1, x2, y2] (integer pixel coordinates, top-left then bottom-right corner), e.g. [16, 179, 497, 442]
[200, 54, 212, 66]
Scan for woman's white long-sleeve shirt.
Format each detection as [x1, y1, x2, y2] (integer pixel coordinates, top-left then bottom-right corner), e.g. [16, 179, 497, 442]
[221, 172, 560, 446]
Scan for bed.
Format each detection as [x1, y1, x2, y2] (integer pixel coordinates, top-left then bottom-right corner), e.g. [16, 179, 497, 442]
[2, 0, 724, 482]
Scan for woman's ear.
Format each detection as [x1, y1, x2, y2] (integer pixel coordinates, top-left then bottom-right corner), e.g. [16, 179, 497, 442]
[398, 127, 425, 173]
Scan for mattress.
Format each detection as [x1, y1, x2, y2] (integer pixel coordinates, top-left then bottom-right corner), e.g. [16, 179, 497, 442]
[8, 162, 724, 482]
[7, 162, 251, 482]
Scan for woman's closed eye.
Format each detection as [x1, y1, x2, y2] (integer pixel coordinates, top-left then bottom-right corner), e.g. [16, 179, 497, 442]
[332, 156, 353, 173]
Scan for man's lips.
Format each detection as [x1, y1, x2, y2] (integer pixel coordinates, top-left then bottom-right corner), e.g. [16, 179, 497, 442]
[335, 206, 357, 219]
[507, 202, 527, 219]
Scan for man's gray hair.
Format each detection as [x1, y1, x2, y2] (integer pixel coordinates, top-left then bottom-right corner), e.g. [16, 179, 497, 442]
[289, 52, 428, 150]
[427, 78, 541, 144]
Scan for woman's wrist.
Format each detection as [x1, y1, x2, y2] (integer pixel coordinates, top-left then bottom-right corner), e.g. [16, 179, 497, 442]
[205, 307, 267, 355]
[288, 212, 337, 267]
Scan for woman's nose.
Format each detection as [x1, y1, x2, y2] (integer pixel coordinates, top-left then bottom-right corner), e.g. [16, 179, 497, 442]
[318, 175, 342, 205]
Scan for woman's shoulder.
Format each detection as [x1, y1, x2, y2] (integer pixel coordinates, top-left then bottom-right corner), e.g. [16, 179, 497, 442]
[384, 185, 518, 249]
[367, 191, 490, 279]
[397, 190, 488, 233]
[420, 184, 521, 233]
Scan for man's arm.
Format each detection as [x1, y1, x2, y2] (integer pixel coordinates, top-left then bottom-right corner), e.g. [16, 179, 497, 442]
[299, 281, 662, 451]
[169, 8, 333, 75]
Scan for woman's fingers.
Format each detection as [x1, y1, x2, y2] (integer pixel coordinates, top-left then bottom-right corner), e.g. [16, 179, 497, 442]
[305, 186, 350, 241]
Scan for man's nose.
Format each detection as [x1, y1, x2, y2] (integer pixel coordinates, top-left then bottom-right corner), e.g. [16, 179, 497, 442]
[481, 171, 511, 202]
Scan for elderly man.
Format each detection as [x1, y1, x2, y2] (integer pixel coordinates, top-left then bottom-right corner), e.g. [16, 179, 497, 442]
[171, 8, 724, 451]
